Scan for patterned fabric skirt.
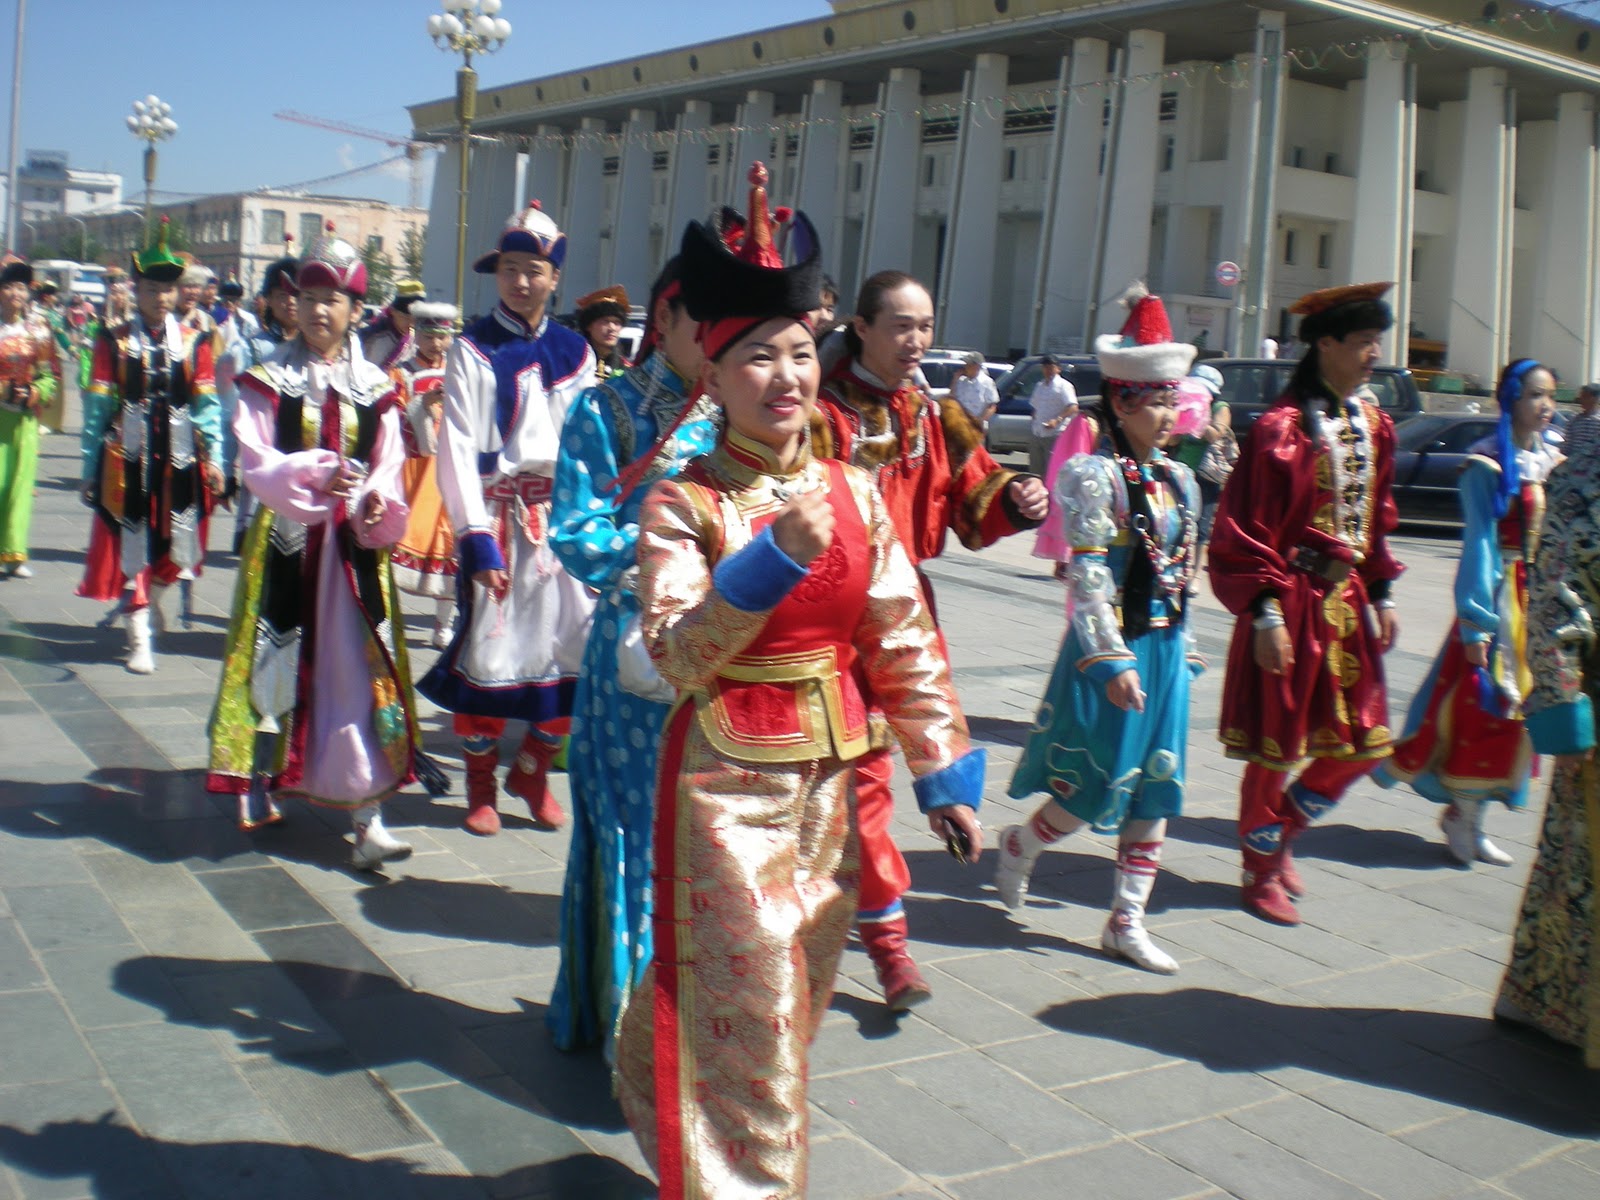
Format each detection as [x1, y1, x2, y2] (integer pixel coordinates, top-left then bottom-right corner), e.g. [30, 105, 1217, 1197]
[615, 704, 859, 1199]
[391, 455, 456, 598]
[547, 586, 670, 1056]
[1008, 622, 1190, 833]
[1498, 757, 1599, 1068]
[0, 408, 38, 563]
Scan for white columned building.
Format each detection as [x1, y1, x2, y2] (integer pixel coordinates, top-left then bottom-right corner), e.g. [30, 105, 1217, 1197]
[408, 0, 1600, 384]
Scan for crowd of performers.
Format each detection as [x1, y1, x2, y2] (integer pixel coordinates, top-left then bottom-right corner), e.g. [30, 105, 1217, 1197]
[0, 157, 1595, 1196]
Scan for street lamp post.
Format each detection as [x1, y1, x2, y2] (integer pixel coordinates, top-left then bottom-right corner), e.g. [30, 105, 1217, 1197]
[125, 95, 177, 239]
[428, 0, 512, 309]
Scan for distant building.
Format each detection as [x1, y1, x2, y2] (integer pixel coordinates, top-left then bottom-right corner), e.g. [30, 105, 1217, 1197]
[28, 190, 427, 297]
[16, 150, 121, 222]
[405, 0, 1600, 385]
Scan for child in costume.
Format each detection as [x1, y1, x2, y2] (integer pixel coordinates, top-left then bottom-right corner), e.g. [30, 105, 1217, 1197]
[389, 301, 461, 648]
[0, 258, 60, 578]
[996, 296, 1202, 974]
[1376, 359, 1559, 865]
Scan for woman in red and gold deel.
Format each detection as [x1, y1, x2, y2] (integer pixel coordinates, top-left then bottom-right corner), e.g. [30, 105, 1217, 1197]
[613, 166, 985, 1199]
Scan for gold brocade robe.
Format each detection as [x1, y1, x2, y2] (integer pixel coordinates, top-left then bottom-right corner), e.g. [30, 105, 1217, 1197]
[614, 429, 977, 1199]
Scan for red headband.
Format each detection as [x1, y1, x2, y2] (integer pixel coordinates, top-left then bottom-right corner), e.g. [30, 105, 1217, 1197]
[696, 311, 814, 363]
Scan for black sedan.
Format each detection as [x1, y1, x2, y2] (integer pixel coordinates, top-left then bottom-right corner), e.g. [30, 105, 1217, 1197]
[1390, 413, 1502, 524]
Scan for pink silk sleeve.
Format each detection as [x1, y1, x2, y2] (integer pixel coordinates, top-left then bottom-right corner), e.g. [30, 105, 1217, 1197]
[353, 403, 411, 549]
[234, 378, 340, 526]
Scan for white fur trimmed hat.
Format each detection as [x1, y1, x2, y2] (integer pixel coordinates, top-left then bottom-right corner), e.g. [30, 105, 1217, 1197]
[1094, 284, 1196, 385]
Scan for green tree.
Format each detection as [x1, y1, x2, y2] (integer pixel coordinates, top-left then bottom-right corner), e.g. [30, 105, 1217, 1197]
[399, 225, 425, 280]
[361, 239, 398, 305]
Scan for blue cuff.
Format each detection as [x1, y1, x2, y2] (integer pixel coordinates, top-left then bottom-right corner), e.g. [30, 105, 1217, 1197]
[1084, 657, 1137, 686]
[1526, 697, 1596, 756]
[712, 527, 806, 612]
[912, 748, 987, 813]
[458, 530, 506, 577]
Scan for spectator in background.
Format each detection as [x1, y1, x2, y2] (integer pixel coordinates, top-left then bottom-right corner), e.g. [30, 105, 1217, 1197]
[1566, 381, 1600, 453]
[811, 272, 839, 338]
[1260, 335, 1279, 359]
[1027, 353, 1077, 476]
[951, 350, 999, 429]
[574, 284, 630, 379]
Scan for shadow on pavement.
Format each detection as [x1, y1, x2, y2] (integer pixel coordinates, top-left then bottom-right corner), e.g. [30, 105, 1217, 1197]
[964, 713, 1034, 746]
[112, 954, 626, 1133]
[1040, 987, 1600, 1136]
[0, 1116, 654, 1200]
[356, 878, 560, 947]
[0, 767, 403, 875]
[1180, 814, 1447, 871]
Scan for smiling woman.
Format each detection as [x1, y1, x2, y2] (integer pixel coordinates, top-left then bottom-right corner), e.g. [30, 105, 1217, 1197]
[611, 164, 984, 1200]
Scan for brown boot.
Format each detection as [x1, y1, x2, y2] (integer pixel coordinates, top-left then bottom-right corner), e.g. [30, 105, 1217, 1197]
[858, 914, 932, 1011]
[463, 746, 501, 836]
[504, 735, 564, 830]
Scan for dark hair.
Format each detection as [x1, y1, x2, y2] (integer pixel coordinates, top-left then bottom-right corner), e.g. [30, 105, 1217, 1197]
[842, 270, 924, 359]
[1101, 382, 1162, 638]
[819, 274, 838, 304]
[636, 255, 685, 363]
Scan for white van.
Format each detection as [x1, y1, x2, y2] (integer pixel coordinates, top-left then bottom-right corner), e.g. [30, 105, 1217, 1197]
[30, 259, 107, 305]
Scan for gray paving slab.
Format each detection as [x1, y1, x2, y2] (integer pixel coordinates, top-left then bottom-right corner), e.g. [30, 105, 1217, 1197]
[1, 435, 1598, 1196]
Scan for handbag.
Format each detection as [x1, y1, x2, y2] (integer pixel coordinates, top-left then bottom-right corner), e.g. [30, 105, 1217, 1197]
[1197, 431, 1238, 486]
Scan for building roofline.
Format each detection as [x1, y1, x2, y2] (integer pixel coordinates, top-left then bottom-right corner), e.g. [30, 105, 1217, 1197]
[407, 0, 1600, 136]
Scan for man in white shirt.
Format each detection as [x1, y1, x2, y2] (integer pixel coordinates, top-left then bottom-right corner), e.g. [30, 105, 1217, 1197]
[951, 350, 999, 429]
[1027, 354, 1077, 475]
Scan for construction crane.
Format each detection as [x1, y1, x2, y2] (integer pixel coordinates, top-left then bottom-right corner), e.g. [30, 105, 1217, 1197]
[274, 110, 431, 208]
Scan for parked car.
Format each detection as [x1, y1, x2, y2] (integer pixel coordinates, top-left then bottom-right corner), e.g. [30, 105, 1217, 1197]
[1390, 413, 1500, 523]
[1213, 359, 1423, 434]
[986, 355, 1102, 455]
[922, 357, 1011, 401]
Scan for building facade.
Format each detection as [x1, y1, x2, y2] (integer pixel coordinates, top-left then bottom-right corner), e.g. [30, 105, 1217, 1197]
[27, 191, 427, 299]
[15, 150, 122, 224]
[407, 0, 1600, 386]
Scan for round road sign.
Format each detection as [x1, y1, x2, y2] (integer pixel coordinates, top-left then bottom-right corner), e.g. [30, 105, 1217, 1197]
[1215, 260, 1241, 287]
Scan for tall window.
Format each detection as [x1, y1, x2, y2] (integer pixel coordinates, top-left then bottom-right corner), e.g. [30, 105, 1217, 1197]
[261, 209, 285, 246]
[1283, 229, 1297, 266]
[1004, 148, 1018, 181]
[1317, 233, 1332, 270]
[299, 212, 323, 249]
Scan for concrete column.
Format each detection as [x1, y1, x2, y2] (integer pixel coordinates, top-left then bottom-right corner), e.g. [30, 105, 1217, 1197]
[561, 117, 608, 309]
[609, 108, 657, 298]
[1032, 39, 1110, 351]
[1094, 30, 1165, 335]
[858, 67, 922, 281]
[419, 140, 462, 303]
[938, 54, 1008, 350]
[1446, 67, 1514, 385]
[525, 125, 566, 226]
[795, 80, 843, 270]
[1349, 44, 1414, 363]
[730, 90, 776, 203]
[1221, 12, 1286, 356]
[458, 139, 522, 318]
[662, 100, 713, 268]
[1532, 93, 1597, 381]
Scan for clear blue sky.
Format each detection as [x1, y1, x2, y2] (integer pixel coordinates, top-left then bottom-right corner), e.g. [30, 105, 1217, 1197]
[5, 0, 832, 209]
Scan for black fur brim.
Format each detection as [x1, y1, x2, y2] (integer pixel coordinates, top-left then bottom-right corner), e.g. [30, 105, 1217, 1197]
[678, 212, 822, 323]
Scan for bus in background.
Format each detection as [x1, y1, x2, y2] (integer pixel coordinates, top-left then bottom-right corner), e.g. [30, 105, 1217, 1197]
[28, 260, 107, 306]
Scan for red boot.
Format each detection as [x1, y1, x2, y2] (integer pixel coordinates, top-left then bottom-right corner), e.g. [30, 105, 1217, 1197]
[1241, 866, 1301, 925]
[1279, 822, 1306, 899]
[858, 915, 932, 1011]
[463, 746, 501, 836]
[504, 735, 565, 830]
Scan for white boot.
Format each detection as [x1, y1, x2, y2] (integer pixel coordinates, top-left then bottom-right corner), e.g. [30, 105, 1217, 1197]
[351, 805, 413, 871]
[147, 584, 169, 636]
[1471, 801, 1514, 866]
[125, 607, 155, 674]
[1100, 845, 1179, 975]
[1440, 800, 1480, 866]
[994, 823, 1044, 910]
[432, 598, 456, 650]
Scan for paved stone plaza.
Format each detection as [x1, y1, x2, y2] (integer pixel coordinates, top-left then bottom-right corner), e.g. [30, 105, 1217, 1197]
[0, 405, 1596, 1198]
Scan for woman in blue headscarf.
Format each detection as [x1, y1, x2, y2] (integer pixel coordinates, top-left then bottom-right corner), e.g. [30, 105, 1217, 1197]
[1376, 358, 1559, 866]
